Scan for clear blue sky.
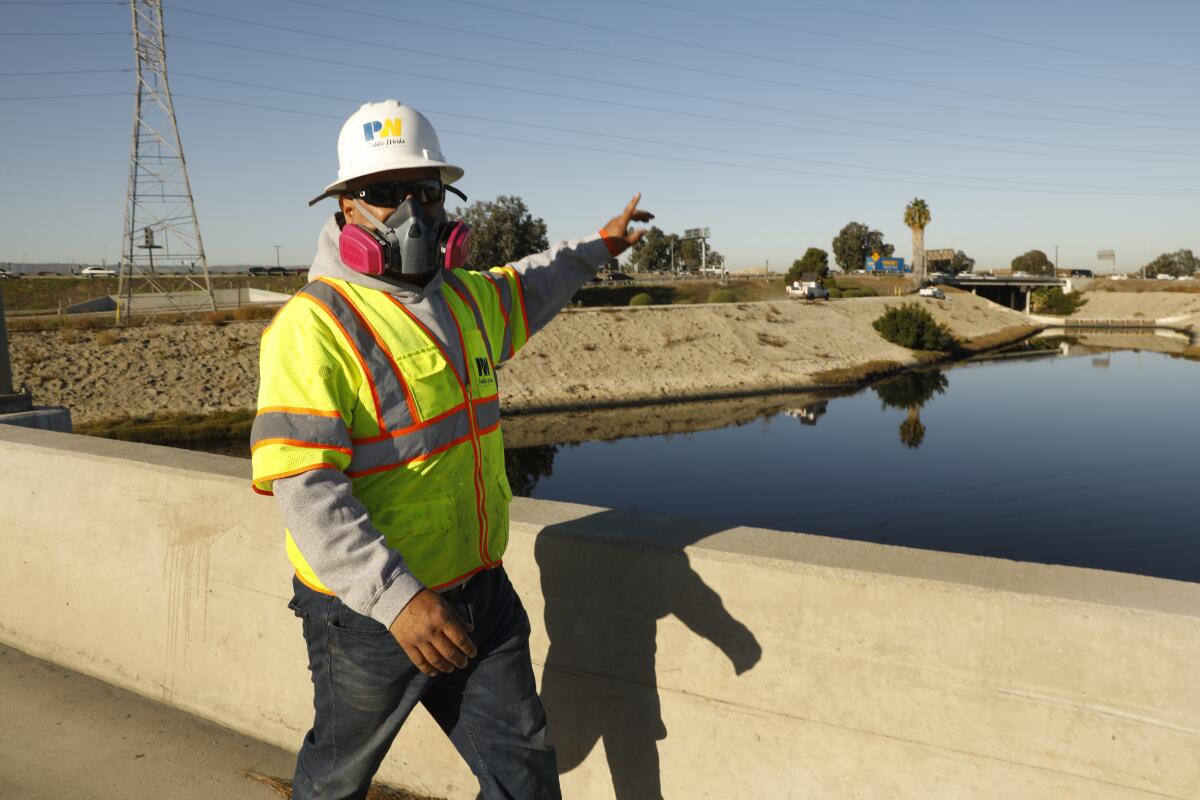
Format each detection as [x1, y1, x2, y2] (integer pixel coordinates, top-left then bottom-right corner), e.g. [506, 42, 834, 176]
[2, 0, 1197, 272]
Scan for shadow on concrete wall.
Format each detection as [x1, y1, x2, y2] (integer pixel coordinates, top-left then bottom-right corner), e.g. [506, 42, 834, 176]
[534, 510, 762, 799]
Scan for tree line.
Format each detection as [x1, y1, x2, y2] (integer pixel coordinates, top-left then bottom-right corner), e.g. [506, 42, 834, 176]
[453, 195, 1197, 281]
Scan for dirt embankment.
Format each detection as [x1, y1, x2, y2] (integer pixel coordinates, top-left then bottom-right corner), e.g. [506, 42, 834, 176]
[9, 293, 1030, 425]
[1070, 290, 1200, 326]
[500, 293, 1030, 412]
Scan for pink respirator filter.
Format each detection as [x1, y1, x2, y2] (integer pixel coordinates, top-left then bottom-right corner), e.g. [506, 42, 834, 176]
[443, 223, 472, 270]
[339, 224, 386, 276]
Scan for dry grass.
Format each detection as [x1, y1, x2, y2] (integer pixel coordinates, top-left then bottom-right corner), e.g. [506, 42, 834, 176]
[232, 304, 280, 321]
[958, 324, 1042, 354]
[811, 359, 906, 386]
[1089, 279, 1200, 294]
[76, 409, 256, 448]
[7, 305, 281, 332]
[1183, 345, 1200, 361]
[94, 330, 120, 346]
[0, 273, 307, 313]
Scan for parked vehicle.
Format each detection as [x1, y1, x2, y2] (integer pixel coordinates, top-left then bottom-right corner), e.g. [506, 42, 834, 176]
[1069, 269, 1093, 277]
[918, 286, 946, 299]
[1155, 273, 1175, 281]
[786, 279, 829, 300]
[80, 266, 118, 277]
[0, 268, 19, 279]
[602, 271, 633, 283]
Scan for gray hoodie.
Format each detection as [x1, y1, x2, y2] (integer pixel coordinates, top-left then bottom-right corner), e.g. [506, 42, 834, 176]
[271, 215, 613, 627]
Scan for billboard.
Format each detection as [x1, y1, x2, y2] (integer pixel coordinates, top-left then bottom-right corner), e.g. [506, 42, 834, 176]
[925, 248, 955, 263]
[865, 255, 909, 273]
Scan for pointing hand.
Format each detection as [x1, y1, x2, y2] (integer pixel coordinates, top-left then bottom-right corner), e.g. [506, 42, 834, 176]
[601, 193, 654, 256]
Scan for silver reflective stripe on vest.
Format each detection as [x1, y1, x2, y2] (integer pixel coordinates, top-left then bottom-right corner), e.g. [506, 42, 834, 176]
[347, 405, 473, 476]
[474, 396, 501, 431]
[251, 411, 351, 451]
[301, 281, 415, 432]
[481, 271, 516, 361]
[443, 272, 495, 365]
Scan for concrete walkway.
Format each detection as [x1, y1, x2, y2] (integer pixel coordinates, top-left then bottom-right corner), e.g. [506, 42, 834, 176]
[0, 643, 296, 800]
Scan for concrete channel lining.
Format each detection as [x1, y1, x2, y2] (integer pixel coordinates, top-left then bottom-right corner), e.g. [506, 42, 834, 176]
[63, 287, 293, 315]
[1, 424, 1197, 799]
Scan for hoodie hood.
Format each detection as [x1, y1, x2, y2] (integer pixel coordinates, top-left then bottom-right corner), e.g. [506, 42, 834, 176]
[308, 214, 445, 301]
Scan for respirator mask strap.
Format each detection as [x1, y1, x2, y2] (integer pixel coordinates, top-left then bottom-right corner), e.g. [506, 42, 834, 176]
[351, 199, 396, 240]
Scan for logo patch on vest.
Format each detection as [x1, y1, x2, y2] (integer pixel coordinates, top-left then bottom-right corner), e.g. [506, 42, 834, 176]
[474, 356, 496, 392]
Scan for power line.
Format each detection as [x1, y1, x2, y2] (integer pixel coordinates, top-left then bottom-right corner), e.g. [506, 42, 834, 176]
[790, 0, 1200, 74]
[626, 0, 1195, 91]
[166, 35, 1200, 163]
[169, 93, 1193, 197]
[0, 68, 130, 76]
[169, 6, 1200, 136]
[169, 71, 1194, 194]
[0, 92, 128, 100]
[244, 1, 1194, 135]
[0, 31, 128, 36]
[432, 0, 1200, 121]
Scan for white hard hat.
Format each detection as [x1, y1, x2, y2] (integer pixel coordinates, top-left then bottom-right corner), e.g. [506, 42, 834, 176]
[309, 100, 464, 206]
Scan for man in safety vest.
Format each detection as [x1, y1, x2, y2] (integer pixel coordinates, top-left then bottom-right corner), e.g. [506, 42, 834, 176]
[251, 99, 652, 799]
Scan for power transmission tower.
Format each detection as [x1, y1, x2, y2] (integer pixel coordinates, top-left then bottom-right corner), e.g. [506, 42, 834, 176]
[117, 0, 215, 322]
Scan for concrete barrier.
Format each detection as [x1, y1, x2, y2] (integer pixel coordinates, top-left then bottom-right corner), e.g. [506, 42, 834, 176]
[1, 425, 1197, 799]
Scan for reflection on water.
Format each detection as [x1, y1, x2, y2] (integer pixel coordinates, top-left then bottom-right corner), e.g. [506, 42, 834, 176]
[506, 344, 1199, 583]
[872, 370, 949, 449]
[504, 444, 559, 496]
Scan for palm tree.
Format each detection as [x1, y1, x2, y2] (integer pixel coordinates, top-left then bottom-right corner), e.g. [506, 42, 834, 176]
[904, 198, 932, 285]
[899, 407, 926, 449]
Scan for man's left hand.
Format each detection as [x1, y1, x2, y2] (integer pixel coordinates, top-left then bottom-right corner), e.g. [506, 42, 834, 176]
[601, 193, 654, 256]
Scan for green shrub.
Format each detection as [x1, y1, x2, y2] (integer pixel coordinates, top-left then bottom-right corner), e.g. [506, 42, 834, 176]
[842, 288, 870, 298]
[1031, 287, 1087, 315]
[872, 303, 956, 351]
[825, 286, 843, 298]
[628, 292, 653, 306]
[706, 289, 739, 303]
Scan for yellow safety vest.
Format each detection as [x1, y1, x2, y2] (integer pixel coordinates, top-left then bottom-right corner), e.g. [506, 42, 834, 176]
[251, 267, 529, 593]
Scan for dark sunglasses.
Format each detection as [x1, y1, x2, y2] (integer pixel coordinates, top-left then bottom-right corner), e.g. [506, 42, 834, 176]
[351, 179, 467, 207]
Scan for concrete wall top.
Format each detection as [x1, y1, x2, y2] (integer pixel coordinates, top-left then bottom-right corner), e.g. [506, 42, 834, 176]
[4, 423, 1194, 620]
[4, 424, 1198, 799]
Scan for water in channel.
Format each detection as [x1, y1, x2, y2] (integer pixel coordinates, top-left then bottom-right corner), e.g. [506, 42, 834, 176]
[504, 337, 1199, 583]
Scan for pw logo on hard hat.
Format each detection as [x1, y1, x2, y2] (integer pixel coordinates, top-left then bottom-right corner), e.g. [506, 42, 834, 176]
[363, 118, 404, 142]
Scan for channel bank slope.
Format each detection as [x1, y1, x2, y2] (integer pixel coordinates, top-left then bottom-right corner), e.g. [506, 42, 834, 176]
[9, 293, 1029, 424]
[500, 293, 1028, 411]
[1068, 289, 1200, 326]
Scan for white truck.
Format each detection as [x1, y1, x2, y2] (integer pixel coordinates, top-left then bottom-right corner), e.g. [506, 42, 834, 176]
[786, 279, 829, 300]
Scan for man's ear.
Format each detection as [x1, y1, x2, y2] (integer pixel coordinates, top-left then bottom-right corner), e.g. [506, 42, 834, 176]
[338, 194, 354, 222]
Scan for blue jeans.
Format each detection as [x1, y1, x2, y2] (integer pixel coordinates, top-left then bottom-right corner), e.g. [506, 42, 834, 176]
[288, 566, 561, 800]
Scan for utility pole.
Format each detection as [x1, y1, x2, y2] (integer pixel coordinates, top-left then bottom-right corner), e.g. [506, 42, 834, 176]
[117, 0, 215, 321]
[1054, 245, 1059, 276]
[274, 245, 282, 270]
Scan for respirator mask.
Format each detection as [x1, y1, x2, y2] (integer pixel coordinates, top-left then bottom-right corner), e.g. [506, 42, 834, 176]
[339, 180, 472, 278]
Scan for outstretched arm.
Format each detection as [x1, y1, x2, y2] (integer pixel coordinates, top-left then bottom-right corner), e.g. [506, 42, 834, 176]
[483, 195, 655, 347]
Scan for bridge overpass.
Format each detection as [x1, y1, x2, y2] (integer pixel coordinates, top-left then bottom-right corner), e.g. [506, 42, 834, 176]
[944, 275, 1065, 311]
